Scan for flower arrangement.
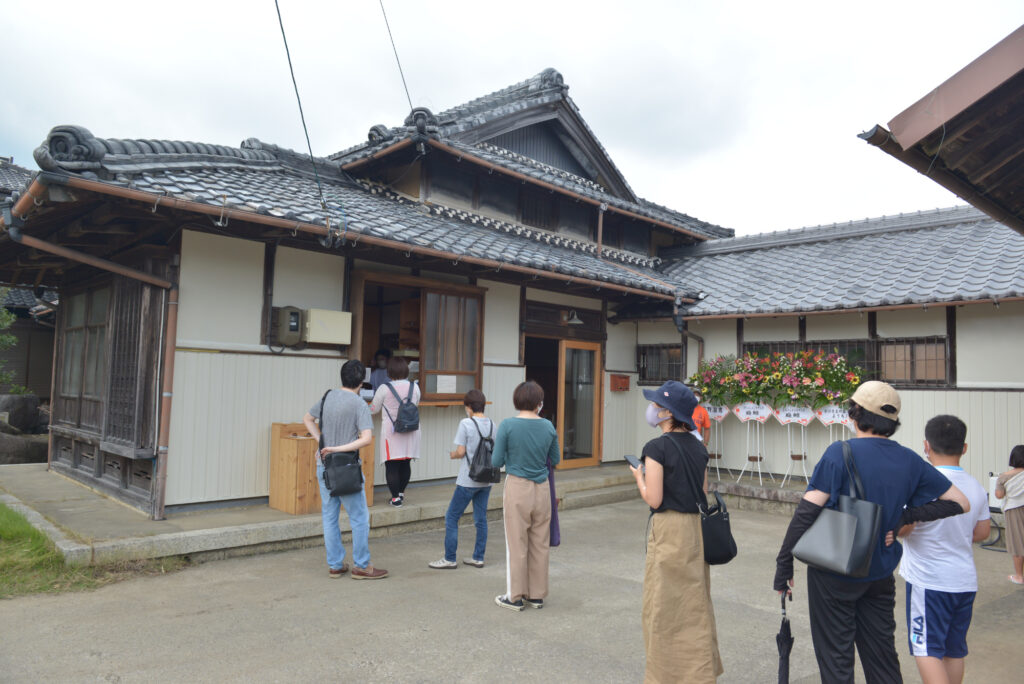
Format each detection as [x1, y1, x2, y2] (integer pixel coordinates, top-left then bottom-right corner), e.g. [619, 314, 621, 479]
[689, 350, 862, 409]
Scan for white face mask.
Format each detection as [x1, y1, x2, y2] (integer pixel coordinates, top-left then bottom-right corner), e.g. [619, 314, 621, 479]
[536, 402, 544, 415]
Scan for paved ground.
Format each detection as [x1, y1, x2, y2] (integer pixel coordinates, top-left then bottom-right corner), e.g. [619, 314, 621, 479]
[1, 499, 1020, 683]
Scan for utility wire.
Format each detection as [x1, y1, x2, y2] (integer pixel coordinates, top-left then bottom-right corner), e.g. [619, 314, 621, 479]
[379, 0, 414, 111]
[274, 0, 329, 213]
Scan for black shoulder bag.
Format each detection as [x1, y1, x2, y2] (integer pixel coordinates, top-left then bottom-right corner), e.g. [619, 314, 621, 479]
[467, 418, 500, 484]
[666, 435, 738, 565]
[317, 389, 364, 497]
[792, 441, 883, 577]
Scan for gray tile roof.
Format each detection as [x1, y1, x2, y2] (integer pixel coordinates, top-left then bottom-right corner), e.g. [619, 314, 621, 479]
[327, 70, 732, 240]
[30, 126, 681, 297]
[662, 206, 1024, 316]
[0, 158, 33, 197]
[3, 288, 56, 309]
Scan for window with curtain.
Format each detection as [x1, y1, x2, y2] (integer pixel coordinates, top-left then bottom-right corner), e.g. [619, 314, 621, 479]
[421, 290, 481, 396]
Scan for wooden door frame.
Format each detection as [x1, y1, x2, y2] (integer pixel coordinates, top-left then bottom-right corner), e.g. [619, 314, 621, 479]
[556, 339, 603, 470]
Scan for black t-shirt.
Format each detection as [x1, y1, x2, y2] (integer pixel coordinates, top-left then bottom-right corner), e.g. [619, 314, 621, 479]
[641, 431, 709, 514]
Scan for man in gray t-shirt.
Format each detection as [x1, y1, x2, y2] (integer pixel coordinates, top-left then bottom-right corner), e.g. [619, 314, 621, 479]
[303, 360, 388, 580]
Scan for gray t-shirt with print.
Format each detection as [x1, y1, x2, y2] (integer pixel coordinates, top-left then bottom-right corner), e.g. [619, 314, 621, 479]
[309, 389, 372, 450]
[454, 416, 494, 488]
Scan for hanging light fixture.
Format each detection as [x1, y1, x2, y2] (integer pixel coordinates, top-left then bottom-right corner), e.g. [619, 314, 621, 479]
[567, 309, 584, 326]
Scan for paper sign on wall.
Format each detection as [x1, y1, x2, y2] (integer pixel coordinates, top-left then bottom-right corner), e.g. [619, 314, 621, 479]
[816, 404, 850, 426]
[704, 405, 730, 422]
[774, 406, 814, 426]
[733, 402, 772, 423]
[435, 374, 457, 394]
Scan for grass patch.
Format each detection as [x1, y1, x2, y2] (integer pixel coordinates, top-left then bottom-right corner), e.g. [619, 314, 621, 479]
[0, 503, 188, 598]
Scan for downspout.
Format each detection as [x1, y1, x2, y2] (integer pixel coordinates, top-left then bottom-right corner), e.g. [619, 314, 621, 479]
[151, 286, 179, 520]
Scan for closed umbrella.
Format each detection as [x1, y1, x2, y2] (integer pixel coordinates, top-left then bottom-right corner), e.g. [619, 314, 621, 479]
[777, 593, 794, 683]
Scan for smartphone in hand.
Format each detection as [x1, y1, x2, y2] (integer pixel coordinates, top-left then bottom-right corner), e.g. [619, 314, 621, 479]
[624, 454, 644, 472]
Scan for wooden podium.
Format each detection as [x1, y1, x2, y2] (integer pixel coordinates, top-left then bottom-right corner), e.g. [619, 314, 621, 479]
[269, 423, 375, 514]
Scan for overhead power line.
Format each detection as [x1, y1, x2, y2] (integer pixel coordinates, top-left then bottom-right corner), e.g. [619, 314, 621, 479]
[379, 0, 414, 112]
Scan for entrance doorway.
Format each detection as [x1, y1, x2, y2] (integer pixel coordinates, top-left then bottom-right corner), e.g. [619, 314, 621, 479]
[524, 336, 602, 469]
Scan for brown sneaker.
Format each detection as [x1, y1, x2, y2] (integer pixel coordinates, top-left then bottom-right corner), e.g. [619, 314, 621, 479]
[328, 564, 349, 578]
[351, 565, 389, 580]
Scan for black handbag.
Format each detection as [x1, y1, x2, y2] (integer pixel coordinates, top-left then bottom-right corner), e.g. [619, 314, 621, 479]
[699, 491, 738, 565]
[317, 389, 364, 497]
[792, 441, 883, 577]
[668, 436, 738, 565]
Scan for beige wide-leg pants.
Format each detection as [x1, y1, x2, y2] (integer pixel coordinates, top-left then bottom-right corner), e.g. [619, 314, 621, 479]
[502, 473, 552, 602]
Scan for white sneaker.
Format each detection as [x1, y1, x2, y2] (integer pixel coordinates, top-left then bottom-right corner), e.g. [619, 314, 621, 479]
[428, 558, 457, 569]
[463, 558, 484, 568]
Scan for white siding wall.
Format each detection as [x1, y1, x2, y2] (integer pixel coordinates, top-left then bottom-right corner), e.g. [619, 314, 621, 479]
[637, 320, 680, 345]
[710, 390, 1024, 491]
[166, 351, 343, 505]
[168, 238, 529, 504]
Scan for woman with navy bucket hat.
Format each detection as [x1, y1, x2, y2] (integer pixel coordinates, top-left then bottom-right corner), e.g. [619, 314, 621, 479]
[630, 380, 723, 683]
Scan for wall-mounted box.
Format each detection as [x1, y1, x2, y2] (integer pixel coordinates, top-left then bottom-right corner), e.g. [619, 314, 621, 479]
[610, 374, 630, 392]
[303, 309, 352, 345]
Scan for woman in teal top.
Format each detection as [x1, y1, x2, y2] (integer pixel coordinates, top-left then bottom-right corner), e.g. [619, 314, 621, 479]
[491, 381, 560, 611]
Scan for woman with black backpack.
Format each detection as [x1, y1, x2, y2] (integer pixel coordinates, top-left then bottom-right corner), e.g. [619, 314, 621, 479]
[428, 389, 495, 570]
[369, 356, 421, 507]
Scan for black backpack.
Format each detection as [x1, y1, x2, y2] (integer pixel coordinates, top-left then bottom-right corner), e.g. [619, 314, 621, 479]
[383, 381, 420, 433]
[467, 417, 500, 484]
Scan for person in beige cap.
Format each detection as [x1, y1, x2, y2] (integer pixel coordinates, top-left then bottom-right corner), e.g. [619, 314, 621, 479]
[773, 380, 970, 683]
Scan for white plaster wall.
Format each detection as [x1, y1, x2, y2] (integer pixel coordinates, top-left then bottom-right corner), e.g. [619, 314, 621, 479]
[637, 320, 680, 345]
[272, 246, 345, 311]
[606, 321, 636, 371]
[876, 308, 945, 338]
[525, 287, 602, 310]
[479, 279, 520, 364]
[690, 318, 736, 359]
[957, 301, 1024, 388]
[744, 316, 798, 342]
[806, 312, 867, 340]
[177, 230, 264, 349]
[602, 371, 645, 462]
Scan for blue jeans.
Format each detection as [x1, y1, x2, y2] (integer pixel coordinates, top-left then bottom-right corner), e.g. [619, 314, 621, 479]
[444, 485, 491, 562]
[316, 462, 371, 569]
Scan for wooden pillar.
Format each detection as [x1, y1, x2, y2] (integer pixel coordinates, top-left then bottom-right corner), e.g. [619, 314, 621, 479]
[596, 204, 606, 258]
[736, 318, 744, 356]
[946, 306, 957, 387]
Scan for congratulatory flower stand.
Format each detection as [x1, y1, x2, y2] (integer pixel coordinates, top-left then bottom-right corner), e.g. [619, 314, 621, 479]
[689, 351, 863, 487]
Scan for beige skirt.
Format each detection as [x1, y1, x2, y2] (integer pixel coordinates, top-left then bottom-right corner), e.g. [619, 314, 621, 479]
[642, 510, 724, 684]
[1005, 506, 1024, 556]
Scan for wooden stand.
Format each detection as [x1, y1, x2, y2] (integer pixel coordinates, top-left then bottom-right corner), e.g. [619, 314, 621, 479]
[270, 422, 375, 514]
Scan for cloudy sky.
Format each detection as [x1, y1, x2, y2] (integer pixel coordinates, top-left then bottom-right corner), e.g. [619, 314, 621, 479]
[2, 1, 1022, 235]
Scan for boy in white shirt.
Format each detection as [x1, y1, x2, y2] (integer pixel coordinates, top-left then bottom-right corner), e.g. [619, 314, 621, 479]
[897, 415, 990, 684]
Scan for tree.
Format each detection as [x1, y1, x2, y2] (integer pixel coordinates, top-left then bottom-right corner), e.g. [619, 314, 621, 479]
[0, 287, 24, 393]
